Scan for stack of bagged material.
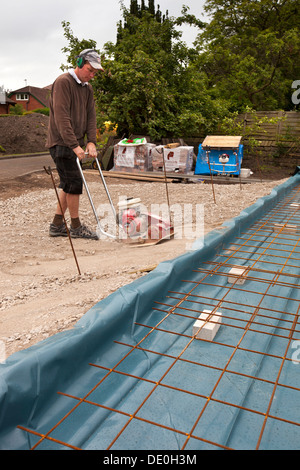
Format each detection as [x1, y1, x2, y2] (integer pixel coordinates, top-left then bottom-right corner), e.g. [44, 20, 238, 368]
[113, 138, 155, 172]
[152, 145, 194, 173]
[152, 145, 165, 171]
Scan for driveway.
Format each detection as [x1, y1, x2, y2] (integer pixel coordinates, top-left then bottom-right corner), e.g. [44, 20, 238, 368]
[0, 154, 53, 181]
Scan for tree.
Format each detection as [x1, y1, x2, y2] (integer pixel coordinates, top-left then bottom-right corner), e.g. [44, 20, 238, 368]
[60, 2, 228, 139]
[92, 1, 227, 139]
[60, 0, 299, 140]
[194, 0, 300, 111]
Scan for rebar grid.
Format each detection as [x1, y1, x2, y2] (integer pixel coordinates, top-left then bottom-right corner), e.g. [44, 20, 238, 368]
[18, 183, 300, 450]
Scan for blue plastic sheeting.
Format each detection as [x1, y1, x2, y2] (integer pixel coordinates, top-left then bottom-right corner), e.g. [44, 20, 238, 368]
[194, 144, 243, 176]
[1, 171, 300, 450]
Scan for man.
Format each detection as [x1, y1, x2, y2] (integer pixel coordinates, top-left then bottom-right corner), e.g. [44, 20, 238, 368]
[46, 49, 103, 239]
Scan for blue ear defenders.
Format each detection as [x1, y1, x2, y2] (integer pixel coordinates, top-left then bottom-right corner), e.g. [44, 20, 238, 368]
[76, 49, 96, 68]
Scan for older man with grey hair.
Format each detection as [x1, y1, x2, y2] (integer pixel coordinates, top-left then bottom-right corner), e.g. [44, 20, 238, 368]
[47, 49, 103, 239]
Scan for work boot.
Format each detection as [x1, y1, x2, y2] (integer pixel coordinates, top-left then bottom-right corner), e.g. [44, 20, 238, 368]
[69, 224, 98, 240]
[49, 222, 68, 237]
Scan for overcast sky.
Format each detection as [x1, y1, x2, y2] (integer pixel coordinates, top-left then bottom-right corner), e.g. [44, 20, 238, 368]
[1, 0, 207, 92]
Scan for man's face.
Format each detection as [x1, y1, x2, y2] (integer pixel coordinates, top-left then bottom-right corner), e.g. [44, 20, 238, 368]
[76, 63, 99, 83]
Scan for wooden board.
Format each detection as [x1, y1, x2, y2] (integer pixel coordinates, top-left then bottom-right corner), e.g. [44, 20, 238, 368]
[127, 231, 175, 247]
[202, 135, 242, 149]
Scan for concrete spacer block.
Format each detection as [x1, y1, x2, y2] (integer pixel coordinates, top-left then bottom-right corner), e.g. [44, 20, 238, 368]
[228, 266, 249, 285]
[273, 223, 299, 233]
[193, 309, 222, 341]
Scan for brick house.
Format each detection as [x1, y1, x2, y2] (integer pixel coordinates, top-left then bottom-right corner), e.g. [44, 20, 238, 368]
[8, 85, 51, 112]
[0, 95, 16, 114]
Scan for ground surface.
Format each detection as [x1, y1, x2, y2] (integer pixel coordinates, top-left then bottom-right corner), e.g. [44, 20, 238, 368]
[0, 170, 288, 360]
[0, 114, 49, 155]
[0, 114, 294, 360]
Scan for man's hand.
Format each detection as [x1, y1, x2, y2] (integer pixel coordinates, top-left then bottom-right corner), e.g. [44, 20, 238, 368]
[86, 142, 98, 159]
[73, 146, 85, 161]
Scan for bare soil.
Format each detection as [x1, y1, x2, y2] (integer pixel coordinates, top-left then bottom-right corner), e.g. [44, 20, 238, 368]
[0, 170, 288, 360]
[0, 114, 49, 155]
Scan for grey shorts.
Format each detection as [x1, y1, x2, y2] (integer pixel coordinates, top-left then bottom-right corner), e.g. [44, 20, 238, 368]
[50, 145, 83, 195]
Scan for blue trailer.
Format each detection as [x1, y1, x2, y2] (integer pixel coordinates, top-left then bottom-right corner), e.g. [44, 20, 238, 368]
[195, 135, 243, 176]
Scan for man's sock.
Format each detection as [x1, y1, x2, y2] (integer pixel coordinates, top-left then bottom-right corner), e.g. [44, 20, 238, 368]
[52, 214, 64, 226]
[71, 217, 81, 229]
